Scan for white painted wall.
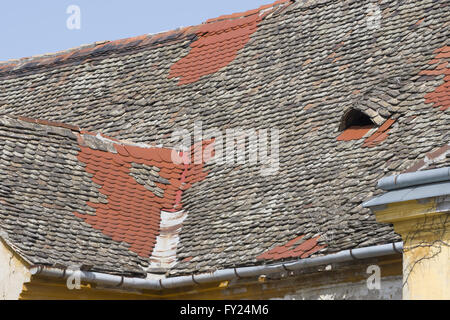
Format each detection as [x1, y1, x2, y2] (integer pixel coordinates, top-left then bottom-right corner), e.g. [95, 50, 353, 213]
[0, 241, 31, 300]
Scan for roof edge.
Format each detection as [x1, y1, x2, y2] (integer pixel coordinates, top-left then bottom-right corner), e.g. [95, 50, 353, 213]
[0, 0, 293, 75]
[0, 28, 194, 75]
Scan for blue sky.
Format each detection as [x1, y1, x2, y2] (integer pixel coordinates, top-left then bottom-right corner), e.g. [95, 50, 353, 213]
[0, 0, 274, 61]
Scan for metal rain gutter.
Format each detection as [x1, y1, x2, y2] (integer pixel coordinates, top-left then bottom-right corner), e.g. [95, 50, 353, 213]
[377, 167, 450, 191]
[29, 242, 403, 292]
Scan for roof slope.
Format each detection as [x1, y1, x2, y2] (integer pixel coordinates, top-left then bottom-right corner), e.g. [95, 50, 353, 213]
[0, 0, 449, 277]
[0, 117, 147, 276]
[0, 115, 212, 275]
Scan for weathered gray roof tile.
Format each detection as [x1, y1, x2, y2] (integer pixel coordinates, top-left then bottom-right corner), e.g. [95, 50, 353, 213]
[0, 0, 449, 277]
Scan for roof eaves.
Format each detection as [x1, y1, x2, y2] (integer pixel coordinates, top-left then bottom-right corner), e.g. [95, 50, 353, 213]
[29, 242, 403, 292]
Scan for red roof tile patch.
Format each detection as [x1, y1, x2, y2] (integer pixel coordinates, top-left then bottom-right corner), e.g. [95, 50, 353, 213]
[257, 235, 325, 261]
[337, 125, 374, 141]
[363, 119, 396, 148]
[169, 0, 291, 85]
[420, 45, 450, 111]
[73, 135, 212, 258]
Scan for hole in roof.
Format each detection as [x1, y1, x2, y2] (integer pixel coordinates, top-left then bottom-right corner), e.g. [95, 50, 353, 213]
[339, 109, 375, 131]
[337, 109, 376, 141]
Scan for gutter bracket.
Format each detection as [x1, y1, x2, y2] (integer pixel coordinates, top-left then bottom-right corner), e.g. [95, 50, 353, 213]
[282, 264, 292, 272]
[393, 242, 402, 254]
[349, 249, 358, 260]
[159, 279, 166, 290]
[116, 276, 124, 288]
[234, 268, 242, 280]
[191, 274, 200, 285]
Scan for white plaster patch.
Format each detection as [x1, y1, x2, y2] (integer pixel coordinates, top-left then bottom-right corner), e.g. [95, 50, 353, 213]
[146, 210, 187, 272]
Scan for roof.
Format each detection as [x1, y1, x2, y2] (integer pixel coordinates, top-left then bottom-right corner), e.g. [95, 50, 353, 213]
[0, 115, 215, 276]
[363, 167, 450, 207]
[0, 0, 449, 278]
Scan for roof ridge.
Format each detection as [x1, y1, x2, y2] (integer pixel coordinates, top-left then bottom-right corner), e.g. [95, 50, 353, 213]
[83, 131, 164, 150]
[288, 0, 340, 11]
[13, 115, 80, 132]
[0, 28, 193, 74]
[205, 0, 291, 23]
[0, 0, 292, 75]
[1, 114, 164, 150]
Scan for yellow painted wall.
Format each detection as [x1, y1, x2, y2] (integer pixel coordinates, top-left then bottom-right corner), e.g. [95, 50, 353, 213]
[372, 198, 450, 300]
[20, 279, 163, 300]
[402, 231, 450, 299]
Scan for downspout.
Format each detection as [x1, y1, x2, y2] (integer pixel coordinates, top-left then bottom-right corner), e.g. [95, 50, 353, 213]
[29, 242, 403, 291]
